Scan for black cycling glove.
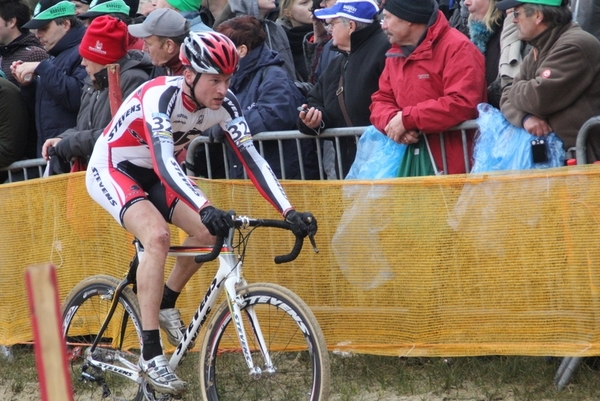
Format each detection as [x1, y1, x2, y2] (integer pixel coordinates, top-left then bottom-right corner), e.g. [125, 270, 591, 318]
[200, 206, 233, 237]
[285, 210, 318, 237]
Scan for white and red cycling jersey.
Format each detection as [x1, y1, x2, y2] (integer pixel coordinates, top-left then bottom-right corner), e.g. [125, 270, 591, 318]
[86, 75, 292, 225]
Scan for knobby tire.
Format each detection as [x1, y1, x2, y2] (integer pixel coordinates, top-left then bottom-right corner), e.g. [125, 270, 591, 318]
[199, 282, 330, 401]
[61, 275, 145, 401]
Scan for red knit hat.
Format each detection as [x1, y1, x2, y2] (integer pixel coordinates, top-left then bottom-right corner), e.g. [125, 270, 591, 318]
[79, 15, 128, 65]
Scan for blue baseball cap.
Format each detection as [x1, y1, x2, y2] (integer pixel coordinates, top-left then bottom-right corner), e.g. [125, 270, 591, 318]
[314, 0, 380, 24]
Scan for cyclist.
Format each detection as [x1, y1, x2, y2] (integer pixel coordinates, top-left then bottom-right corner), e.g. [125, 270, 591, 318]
[85, 31, 317, 395]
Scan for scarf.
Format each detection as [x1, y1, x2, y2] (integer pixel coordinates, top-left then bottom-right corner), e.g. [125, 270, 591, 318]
[469, 19, 494, 54]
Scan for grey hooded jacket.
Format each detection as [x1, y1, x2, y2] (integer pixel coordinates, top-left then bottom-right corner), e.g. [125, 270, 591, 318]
[54, 50, 153, 161]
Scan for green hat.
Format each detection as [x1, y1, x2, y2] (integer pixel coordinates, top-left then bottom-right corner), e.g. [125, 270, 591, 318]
[165, 0, 200, 12]
[23, 0, 76, 29]
[496, 0, 563, 11]
[77, 0, 131, 19]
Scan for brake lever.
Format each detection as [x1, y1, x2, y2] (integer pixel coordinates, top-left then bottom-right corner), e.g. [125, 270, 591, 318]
[308, 235, 319, 254]
[304, 215, 319, 254]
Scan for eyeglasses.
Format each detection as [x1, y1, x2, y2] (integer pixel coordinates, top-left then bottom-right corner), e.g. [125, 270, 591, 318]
[513, 7, 531, 18]
[324, 19, 343, 30]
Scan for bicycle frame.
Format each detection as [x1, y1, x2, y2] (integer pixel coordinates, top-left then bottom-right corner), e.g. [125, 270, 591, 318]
[82, 222, 279, 385]
[165, 235, 276, 375]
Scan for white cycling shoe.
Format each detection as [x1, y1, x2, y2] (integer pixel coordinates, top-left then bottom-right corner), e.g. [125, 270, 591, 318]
[158, 308, 188, 347]
[139, 354, 187, 395]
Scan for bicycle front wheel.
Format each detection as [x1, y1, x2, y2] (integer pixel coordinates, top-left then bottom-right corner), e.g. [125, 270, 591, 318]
[199, 282, 330, 401]
[61, 275, 144, 401]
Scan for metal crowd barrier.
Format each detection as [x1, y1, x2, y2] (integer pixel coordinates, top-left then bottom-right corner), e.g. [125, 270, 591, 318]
[574, 115, 600, 165]
[185, 121, 479, 180]
[0, 158, 47, 183]
[2, 118, 591, 185]
[0, 122, 479, 183]
[185, 127, 367, 180]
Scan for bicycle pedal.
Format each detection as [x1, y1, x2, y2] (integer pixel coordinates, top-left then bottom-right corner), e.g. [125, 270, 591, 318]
[142, 380, 181, 400]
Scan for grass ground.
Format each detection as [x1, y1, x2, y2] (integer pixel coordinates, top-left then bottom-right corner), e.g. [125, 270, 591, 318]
[2, 345, 600, 400]
[328, 354, 600, 400]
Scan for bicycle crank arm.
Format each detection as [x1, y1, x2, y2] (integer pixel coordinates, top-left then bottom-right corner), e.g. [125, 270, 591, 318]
[85, 355, 143, 384]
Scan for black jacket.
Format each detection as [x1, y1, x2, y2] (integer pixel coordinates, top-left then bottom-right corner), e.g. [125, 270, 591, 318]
[0, 79, 31, 169]
[20, 25, 87, 157]
[300, 21, 389, 131]
[297, 21, 390, 177]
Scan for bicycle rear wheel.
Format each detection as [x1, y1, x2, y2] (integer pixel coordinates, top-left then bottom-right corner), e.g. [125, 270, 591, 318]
[199, 282, 330, 401]
[61, 275, 144, 401]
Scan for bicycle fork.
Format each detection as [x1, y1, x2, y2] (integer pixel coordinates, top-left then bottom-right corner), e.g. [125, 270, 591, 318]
[224, 276, 276, 378]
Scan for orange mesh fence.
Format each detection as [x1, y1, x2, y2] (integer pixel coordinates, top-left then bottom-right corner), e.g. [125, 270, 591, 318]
[2, 167, 600, 357]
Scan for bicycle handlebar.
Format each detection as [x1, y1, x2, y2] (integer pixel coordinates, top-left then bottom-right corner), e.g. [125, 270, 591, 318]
[194, 236, 225, 264]
[193, 215, 317, 264]
[238, 218, 305, 264]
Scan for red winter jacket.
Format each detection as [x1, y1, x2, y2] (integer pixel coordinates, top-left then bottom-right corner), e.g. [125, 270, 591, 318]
[370, 11, 486, 174]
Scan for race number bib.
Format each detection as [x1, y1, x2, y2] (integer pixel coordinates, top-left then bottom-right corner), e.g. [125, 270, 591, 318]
[226, 117, 252, 147]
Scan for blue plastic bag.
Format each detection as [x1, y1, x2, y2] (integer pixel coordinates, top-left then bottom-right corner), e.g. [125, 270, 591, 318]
[345, 125, 406, 179]
[471, 103, 565, 173]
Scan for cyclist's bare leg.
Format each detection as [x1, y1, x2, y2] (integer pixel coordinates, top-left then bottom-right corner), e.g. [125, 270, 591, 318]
[122, 199, 171, 330]
[122, 200, 187, 394]
[165, 200, 215, 292]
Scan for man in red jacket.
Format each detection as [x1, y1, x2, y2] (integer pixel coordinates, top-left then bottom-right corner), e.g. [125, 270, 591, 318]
[370, 0, 486, 174]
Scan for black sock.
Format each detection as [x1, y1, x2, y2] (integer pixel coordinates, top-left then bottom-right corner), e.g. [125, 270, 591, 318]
[160, 284, 181, 310]
[142, 329, 162, 360]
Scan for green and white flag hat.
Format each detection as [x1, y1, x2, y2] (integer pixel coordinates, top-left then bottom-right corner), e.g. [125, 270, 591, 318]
[78, 0, 131, 19]
[23, 0, 76, 29]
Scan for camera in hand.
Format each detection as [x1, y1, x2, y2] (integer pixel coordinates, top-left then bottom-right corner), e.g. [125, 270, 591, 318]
[531, 139, 548, 164]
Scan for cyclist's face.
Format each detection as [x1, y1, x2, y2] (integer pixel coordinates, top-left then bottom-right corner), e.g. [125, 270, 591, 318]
[189, 72, 232, 110]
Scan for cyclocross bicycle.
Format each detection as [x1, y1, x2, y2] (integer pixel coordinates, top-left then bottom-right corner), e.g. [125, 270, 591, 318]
[61, 212, 330, 401]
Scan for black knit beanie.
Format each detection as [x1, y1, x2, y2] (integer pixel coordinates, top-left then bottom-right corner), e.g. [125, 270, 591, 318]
[383, 0, 434, 23]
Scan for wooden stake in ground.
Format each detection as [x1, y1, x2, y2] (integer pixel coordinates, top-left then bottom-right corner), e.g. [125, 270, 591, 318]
[25, 264, 73, 401]
[107, 63, 122, 116]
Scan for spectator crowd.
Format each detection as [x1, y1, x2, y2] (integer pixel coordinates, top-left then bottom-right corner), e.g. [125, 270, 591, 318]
[1, 0, 600, 182]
